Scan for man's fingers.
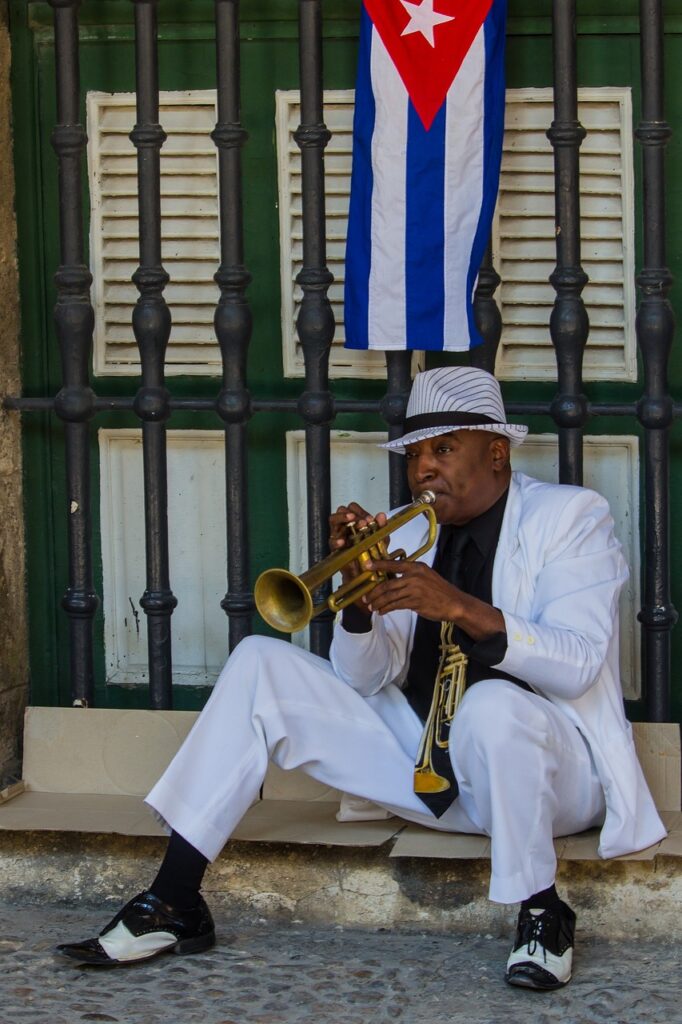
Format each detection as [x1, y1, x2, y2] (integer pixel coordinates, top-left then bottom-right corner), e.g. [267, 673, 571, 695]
[366, 578, 415, 612]
[366, 558, 421, 574]
[329, 504, 389, 553]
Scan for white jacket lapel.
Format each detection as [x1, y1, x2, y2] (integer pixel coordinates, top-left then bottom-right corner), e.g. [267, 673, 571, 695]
[492, 473, 525, 614]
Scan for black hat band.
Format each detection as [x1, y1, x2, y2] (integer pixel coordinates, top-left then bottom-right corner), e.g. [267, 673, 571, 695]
[403, 412, 499, 433]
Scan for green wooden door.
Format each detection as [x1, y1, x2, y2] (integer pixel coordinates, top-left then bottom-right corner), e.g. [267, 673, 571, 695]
[9, 1, 682, 722]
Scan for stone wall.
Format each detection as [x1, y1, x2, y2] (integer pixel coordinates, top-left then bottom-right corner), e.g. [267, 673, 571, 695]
[0, 0, 29, 775]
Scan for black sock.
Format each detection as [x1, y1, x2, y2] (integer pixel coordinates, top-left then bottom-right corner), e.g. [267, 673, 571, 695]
[521, 884, 562, 912]
[150, 830, 209, 910]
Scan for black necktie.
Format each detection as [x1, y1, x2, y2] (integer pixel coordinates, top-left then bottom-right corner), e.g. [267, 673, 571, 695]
[412, 528, 469, 817]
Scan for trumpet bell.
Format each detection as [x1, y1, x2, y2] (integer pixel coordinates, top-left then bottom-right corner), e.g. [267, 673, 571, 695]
[253, 568, 314, 634]
[254, 489, 437, 633]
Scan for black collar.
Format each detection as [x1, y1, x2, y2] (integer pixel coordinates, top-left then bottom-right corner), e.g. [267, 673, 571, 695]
[442, 487, 509, 559]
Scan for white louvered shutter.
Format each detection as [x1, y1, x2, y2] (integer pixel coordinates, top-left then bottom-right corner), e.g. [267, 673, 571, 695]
[493, 87, 636, 381]
[87, 91, 221, 376]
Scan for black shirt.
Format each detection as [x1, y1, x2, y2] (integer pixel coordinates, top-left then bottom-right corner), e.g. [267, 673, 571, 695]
[341, 487, 529, 723]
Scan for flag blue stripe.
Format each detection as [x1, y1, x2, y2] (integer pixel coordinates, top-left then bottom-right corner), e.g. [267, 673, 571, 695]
[405, 101, 446, 350]
[465, 0, 508, 348]
[343, 6, 375, 350]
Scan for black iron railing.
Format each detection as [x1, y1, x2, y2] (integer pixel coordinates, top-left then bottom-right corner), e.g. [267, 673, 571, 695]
[294, 0, 335, 657]
[5, 0, 677, 722]
[634, 0, 678, 722]
[213, 0, 254, 652]
[49, 0, 98, 708]
[547, 0, 590, 486]
[129, 0, 177, 710]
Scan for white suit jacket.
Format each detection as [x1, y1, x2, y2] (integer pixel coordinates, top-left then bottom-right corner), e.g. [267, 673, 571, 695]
[330, 471, 666, 859]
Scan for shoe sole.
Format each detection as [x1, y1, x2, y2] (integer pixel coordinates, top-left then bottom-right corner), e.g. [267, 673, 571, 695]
[505, 969, 569, 991]
[56, 931, 216, 968]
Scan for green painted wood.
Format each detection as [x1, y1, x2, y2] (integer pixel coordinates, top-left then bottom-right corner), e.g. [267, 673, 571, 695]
[24, 0, 682, 28]
[8, 0, 682, 723]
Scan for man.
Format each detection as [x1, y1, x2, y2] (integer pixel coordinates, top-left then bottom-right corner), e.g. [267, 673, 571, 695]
[57, 366, 665, 989]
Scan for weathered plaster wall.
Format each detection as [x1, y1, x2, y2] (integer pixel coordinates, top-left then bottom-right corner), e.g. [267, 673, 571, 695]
[0, 0, 29, 774]
[0, 834, 680, 940]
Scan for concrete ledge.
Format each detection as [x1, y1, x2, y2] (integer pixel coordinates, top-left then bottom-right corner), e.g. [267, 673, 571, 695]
[1, 829, 680, 941]
[3, 708, 679, 941]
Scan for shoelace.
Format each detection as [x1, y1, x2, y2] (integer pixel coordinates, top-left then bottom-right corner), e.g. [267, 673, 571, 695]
[523, 913, 548, 962]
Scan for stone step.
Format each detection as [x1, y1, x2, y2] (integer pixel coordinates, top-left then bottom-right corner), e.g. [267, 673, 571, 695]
[1, 821, 680, 941]
[1, 707, 679, 941]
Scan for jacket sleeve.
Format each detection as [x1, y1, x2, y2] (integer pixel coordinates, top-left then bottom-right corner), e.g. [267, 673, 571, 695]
[494, 490, 629, 700]
[329, 606, 414, 697]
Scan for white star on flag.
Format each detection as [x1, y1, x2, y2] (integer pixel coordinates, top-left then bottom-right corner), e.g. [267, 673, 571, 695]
[399, 0, 455, 47]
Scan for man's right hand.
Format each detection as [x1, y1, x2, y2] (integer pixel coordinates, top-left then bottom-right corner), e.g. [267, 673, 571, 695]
[328, 503, 388, 611]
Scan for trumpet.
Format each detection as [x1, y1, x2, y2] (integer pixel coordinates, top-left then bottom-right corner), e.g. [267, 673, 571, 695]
[254, 490, 437, 633]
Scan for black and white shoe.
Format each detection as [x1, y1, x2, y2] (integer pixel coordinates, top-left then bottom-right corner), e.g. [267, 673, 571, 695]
[56, 890, 215, 967]
[505, 900, 576, 990]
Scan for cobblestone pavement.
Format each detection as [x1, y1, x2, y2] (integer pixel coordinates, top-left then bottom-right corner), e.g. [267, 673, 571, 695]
[0, 901, 680, 1024]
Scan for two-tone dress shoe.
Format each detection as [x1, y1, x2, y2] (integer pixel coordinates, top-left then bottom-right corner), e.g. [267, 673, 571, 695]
[505, 900, 576, 990]
[56, 889, 215, 967]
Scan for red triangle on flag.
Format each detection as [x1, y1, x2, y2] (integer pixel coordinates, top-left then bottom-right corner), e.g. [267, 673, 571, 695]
[364, 0, 494, 131]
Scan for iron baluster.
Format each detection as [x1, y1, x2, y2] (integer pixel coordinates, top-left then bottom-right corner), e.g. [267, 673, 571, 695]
[294, 0, 336, 657]
[547, 0, 589, 485]
[471, 242, 503, 375]
[635, 0, 677, 722]
[383, 352, 412, 509]
[130, 0, 177, 709]
[212, 0, 254, 651]
[48, 0, 99, 707]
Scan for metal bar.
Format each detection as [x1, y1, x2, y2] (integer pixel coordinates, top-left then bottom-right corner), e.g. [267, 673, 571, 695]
[547, 0, 589, 484]
[471, 242, 503, 374]
[294, 0, 335, 657]
[48, 0, 99, 707]
[12, 396, 682, 421]
[212, 0, 254, 650]
[635, 0, 677, 722]
[130, 0, 177, 709]
[383, 352, 412, 508]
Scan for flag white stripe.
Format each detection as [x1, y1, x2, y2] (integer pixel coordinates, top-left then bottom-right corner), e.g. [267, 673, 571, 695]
[367, 29, 408, 350]
[443, 27, 486, 351]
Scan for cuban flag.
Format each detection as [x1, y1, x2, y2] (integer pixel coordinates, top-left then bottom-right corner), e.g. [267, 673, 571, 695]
[344, 0, 507, 352]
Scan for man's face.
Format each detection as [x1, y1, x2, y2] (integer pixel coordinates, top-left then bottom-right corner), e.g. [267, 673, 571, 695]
[405, 430, 510, 525]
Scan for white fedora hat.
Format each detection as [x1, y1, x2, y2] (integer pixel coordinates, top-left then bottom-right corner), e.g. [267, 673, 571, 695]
[380, 366, 528, 453]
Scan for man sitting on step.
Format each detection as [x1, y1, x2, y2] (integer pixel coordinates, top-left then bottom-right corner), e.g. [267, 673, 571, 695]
[57, 366, 665, 990]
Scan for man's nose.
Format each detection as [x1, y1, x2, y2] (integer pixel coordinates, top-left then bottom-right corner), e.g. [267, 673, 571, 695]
[412, 452, 437, 481]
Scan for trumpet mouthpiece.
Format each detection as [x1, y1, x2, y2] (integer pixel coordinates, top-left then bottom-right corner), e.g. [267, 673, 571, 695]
[420, 490, 436, 504]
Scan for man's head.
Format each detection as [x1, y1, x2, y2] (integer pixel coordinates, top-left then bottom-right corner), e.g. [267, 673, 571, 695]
[380, 367, 527, 525]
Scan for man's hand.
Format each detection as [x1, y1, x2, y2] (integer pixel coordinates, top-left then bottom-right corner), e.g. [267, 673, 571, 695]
[363, 559, 459, 620]
[328, 504, 388, 612]
[365, 558, 505, 641]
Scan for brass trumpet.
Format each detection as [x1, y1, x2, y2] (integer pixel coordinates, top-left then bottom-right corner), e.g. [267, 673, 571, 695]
[254, 490, 437, 633]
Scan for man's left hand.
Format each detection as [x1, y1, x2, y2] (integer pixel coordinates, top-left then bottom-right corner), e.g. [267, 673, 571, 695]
[364, 559, 459, 621]
[364, 559, 506, 642]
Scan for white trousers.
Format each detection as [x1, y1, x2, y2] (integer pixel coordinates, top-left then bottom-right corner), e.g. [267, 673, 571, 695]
[146, 635, 605, 904]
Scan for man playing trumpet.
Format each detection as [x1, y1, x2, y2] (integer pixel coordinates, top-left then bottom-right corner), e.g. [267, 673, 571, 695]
[57, 366, 665, 990]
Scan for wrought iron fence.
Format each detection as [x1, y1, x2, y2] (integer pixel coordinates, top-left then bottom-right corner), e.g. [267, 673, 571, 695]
[5, 0, 677, 721]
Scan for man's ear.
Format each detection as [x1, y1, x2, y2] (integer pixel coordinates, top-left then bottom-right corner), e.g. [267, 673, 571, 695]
[489, 436, 511, 471]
